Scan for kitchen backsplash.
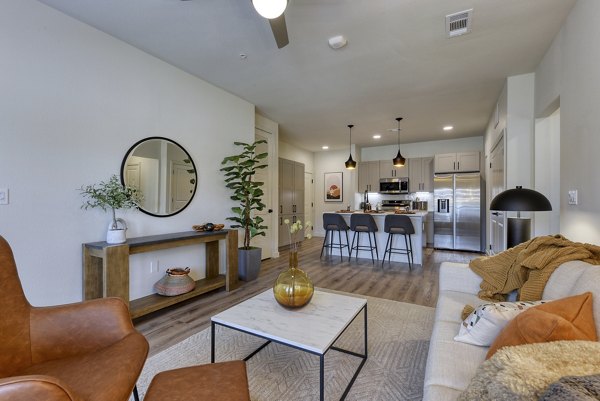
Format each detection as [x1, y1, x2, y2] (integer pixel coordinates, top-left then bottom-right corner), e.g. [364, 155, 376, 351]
[353, 191, 433, 211]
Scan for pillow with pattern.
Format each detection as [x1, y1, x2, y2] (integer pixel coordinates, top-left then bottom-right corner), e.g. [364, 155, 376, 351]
[454, 300, 547, 346]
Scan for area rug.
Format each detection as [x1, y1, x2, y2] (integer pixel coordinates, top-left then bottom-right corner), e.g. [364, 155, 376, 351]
[132, 294, 435, 401]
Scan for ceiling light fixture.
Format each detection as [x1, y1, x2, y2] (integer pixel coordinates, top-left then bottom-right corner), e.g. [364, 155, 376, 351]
[322, 145, 329, 150]
[392, 117, 406, 167]
[345, 124, 357, 170]
[328, 35, 348, 50]
[373, 134, 381, 139]
[252, 0, 287, 19]
[443, 125, 454, 131]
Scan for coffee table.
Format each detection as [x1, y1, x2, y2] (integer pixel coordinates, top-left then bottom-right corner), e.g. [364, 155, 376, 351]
[211, 289, 367, 401]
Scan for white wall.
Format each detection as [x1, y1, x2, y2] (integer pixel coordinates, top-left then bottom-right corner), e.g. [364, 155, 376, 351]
[505, 74, 535, 193]
[535, 0, 600, 244]
[0, 1, 255, 305]
[361, 137, 484, 161]
[534, 109, 561, 236]
[279, 141, 314, 174]
[313, 150, 356, 236]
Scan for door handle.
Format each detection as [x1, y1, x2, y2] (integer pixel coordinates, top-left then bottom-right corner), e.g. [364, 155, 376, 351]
[268, 209, 273, 213]
[280, 217, 282, 225]
[457, 162, 460, 170]
[453, 161, 456, 171]
[280, 205, 282, 213]
[491, 212, 499, 216]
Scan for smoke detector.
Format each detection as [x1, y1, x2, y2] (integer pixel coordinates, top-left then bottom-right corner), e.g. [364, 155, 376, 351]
[328, 35, 348, 49]
[446, 9, 473, 38]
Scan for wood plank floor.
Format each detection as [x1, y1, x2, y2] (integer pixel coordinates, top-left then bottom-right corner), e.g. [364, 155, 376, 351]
[134, 237, 481, 356]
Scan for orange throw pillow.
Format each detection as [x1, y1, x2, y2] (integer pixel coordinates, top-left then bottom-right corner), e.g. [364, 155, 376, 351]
[486, 292, 597, 359]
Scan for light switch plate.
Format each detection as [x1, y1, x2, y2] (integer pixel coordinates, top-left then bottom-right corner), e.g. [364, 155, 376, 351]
[0, 188, 8, 205]
[568, 190, 578, 205]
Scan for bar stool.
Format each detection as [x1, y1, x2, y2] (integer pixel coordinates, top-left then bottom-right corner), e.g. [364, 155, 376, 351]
[350, 214, 379, 263]
[321, 213, 350, 262]
[382, 214, 415, 269]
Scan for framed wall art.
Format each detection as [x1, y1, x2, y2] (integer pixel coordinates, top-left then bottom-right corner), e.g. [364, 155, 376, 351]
[324, 172, 343, 202]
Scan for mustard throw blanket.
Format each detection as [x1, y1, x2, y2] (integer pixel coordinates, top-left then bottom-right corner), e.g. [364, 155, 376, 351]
[469, 234, 600, 303]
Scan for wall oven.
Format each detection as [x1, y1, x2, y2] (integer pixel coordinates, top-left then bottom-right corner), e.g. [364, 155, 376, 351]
[379, 177, 409, 194]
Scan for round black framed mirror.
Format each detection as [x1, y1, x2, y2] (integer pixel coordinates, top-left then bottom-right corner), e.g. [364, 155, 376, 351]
[121, 137, 197, 217]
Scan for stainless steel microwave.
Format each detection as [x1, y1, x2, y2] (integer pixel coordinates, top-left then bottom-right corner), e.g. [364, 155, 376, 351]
[379, 177, 409, 194]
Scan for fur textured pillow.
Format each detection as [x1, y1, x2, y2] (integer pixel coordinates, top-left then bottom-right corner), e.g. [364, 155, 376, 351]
[539, 374, 600, 401]
[458, 341, 600, 401]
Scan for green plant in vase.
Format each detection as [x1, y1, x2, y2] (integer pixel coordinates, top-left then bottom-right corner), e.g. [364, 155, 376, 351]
[274, 218, 314, 308]
[220, 140, 268, 281]
[80, 174, 142, 244]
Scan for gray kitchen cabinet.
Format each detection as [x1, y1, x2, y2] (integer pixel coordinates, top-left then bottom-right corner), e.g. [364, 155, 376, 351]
[434, 152, 480, 173]
[379, 160, 409, 178]
[279, 213, 305, 247]
[279, 158, 305, 246]
[408, 157, 433, 192]
[358, 161, 380, 192]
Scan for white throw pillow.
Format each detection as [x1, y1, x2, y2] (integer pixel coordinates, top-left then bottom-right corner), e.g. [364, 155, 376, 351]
[454, 300, 547, 346]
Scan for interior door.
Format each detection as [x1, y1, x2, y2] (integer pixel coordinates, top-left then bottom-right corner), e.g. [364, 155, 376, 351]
[304, 172, 314, 234]
[128, 156, 159, 213]
[253, 129, 273, 259]
[490, 136, 506, 254]
[170, 162, 194, 213]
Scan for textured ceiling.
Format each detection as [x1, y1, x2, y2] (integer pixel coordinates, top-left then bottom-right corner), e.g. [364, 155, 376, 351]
[38, 0, 576, 152]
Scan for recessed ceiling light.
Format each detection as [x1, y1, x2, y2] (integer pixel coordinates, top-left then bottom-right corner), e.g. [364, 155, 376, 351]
[328, 35, 348, 49]
[322, 145, 329, 150]
[443, 126, 454, 131]
[373, 134, 381, 139]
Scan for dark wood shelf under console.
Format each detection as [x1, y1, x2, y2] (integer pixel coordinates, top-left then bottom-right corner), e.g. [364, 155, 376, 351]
[83, 230, 238, 318]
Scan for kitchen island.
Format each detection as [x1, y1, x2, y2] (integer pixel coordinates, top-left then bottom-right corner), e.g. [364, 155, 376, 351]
[327, 211, 426, 266]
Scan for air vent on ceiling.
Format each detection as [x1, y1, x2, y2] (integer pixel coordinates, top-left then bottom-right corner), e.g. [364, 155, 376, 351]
[446, 9, 473, 38]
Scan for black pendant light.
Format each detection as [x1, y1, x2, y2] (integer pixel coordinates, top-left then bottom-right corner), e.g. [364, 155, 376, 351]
[393, 117, 406, 167]
[345, 124, 357, 170]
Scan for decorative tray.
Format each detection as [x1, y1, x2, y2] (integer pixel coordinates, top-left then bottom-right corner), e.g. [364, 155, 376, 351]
[192, 223, 225, 232]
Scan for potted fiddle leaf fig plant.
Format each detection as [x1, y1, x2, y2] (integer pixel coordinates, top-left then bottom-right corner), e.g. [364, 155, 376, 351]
[220, 140, 268, 281]
[80, 174, 142, 244]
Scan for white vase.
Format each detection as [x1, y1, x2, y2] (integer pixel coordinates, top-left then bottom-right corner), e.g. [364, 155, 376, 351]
[106, 218, 127, 244]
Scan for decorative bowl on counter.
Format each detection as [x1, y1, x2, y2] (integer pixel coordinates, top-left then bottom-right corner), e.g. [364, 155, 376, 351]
[192, 223, 225, 232]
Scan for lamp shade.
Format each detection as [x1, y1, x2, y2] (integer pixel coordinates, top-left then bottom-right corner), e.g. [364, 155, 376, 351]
[345, 154, 357, 169]
[490, 186, 552, 212]
[252, 0, 287, 19]
[393, 150, 405, 167]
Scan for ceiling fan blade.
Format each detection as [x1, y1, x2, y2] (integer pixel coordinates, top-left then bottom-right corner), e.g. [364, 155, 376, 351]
[269, 14, 289, 48]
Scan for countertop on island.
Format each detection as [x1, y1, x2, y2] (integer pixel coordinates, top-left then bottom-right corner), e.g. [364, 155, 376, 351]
[332, 210, 428, 218]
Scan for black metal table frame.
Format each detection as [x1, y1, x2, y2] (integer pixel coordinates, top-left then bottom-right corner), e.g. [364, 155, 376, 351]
[211, 304, 368, 401]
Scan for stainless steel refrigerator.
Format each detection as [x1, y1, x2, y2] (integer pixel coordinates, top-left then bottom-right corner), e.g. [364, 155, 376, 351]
[434, 173, 483, 252]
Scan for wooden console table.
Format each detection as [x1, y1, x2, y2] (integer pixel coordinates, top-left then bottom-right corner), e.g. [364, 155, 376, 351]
[83, 230, 238, 319]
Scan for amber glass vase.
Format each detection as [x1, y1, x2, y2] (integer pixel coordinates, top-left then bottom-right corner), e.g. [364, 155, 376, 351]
[273, 250, 314, 308]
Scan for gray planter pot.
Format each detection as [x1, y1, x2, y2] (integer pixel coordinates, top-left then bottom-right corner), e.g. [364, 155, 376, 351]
[238, 247, 262, 281]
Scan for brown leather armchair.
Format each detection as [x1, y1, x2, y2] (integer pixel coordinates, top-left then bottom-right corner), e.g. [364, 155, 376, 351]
[0, 236, 149, 401]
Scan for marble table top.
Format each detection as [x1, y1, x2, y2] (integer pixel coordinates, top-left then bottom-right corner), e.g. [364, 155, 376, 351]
[211, 289, 367, 354]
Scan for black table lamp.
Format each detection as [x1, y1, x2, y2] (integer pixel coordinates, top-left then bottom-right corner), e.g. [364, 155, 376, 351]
[490, 186, 552, 248]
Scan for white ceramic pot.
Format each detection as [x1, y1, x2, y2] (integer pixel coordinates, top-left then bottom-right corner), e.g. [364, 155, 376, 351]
[106, 218, 127, 244]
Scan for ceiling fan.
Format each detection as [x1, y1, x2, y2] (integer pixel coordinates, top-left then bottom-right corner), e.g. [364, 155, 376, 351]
[252, 0, 289, 48]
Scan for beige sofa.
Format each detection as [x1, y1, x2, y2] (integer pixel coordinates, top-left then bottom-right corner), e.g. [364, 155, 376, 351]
[423, 260, 600, 401]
